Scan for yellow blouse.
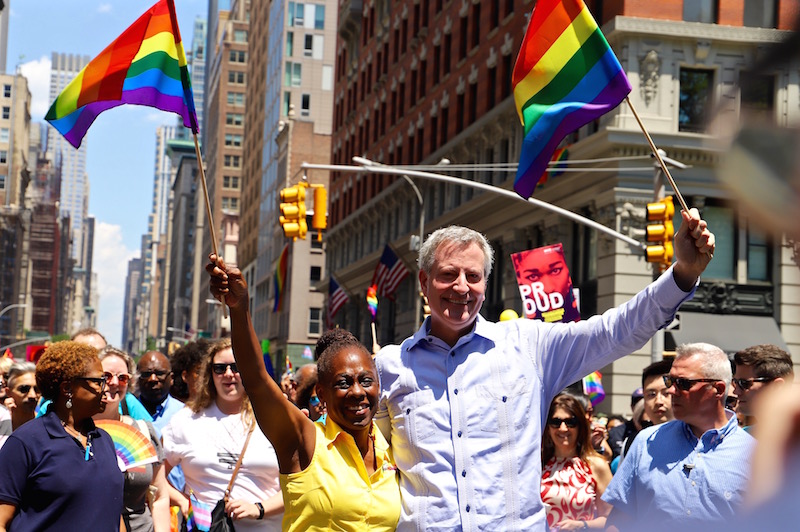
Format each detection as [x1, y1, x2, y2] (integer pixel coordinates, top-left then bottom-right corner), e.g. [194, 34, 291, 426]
[279, 417, 400, 531]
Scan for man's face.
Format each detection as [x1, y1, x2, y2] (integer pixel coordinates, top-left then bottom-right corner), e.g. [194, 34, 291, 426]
[420, 241, 486, 345]
[733, 364, 773, 416]
[516, 248, 571, 301]
[7, 372, 40, 416]
[643, 374, 673, 425]
[666, 355, 722, 429]
[138, 352, 172, 405]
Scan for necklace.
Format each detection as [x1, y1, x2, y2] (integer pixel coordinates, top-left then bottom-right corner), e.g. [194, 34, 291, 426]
[62, 420, 94, 461]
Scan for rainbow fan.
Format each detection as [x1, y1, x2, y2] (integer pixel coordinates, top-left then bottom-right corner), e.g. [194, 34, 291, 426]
[96, 419, 158, 471]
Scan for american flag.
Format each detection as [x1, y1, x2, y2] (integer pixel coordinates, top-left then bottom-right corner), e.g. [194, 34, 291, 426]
[328, 277, 349, 319]
[372, 245, 410, 298]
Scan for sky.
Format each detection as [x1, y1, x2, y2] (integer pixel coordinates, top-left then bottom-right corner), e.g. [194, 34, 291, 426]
[7, 0, 208, 346]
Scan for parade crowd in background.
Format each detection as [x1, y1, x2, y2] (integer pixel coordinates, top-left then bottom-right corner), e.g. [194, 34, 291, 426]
[0, 221, 798, 531]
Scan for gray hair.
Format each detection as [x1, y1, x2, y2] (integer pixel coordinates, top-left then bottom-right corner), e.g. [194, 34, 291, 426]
[419, 226, 494, 277]
[6, 361, 36, 387]
[675, 342, 732, 387]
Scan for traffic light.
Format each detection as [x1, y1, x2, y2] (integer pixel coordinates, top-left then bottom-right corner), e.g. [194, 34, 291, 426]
[279, 185, 307, 240]
[422, 294, 431, 321]
[645, 196, 675, 266]
[311, 185, 327, 241]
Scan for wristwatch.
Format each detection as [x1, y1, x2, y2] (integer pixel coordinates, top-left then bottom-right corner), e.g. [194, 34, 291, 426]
[255, 502, 265, 520]
[580, 520, 589, 529]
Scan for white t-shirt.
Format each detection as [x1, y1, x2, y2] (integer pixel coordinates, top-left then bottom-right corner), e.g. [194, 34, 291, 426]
[162, 403, 282, 532]
[0, 405, 11, 449]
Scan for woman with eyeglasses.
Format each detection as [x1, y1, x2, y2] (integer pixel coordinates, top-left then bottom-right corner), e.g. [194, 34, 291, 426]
[207, 254, 400, 531]
[162, 338, 284, 531]
[0, 362, 40, 448]
[0, 341, 123, 531]
[541, 393, 613, 530]
[94, 347, 171, 532]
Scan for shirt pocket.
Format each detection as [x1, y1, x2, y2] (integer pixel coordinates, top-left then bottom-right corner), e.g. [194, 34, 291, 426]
[393, 388, 437, 442]
[474, 376, 531, 433]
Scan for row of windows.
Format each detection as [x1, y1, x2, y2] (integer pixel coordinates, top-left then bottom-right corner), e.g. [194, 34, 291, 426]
[283, 92, 312, 117]
[228, 71, 245, 84]
[287, 2, 326, 30]
[286, 32, 324, 60]
[226, 113, 244, 127]
[684, 0, 776, 27]
[221, 196, 239, 211]
[227, 92, 245, 106]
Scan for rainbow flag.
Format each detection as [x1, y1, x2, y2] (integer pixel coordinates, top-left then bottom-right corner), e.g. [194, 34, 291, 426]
[366, 285, 378, 321]
[273, 244, 289, 312]
[45, 0, 198, 149]
[582, 371, 605, 407]
[512, 0, 631, 199]
[186, 491, 212, 531]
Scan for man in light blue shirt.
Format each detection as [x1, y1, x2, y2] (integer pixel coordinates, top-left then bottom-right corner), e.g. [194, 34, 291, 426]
[603, 343, 756, 531]
[375, 211, 715, 531]
[137, 351, 184, 434]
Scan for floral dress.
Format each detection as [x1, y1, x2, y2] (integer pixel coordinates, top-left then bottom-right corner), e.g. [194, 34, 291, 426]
[540, 456, 597, 527]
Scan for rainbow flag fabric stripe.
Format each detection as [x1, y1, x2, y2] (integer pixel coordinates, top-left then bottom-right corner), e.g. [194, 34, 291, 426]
[582, 371, 605, 407]
[366, 285, 378, 321]
[512, 0, 631, 199]
[95, 419, 158, 471]
[273, 244, 289, 312]
[45, 0, 198, 149]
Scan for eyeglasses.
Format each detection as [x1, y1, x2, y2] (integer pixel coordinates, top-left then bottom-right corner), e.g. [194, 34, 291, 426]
[309, 395, 320, 407]
[211, 363, 239, 375]
[74, 375, 108, 393]
[662, 375, 720, 391]
[103, 371, 131, 385]
[139, 370, 169, 381]
[725, 395, 739, 409]
[732, 377, 774, 391]
[14, 384, 40, 395]
[547, 416, 579, 429]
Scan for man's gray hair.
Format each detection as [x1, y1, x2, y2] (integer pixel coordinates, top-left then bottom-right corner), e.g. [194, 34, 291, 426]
[6, 361, 36, 387]
[675, 342, 732, 387]
[419, 226, 494, 277]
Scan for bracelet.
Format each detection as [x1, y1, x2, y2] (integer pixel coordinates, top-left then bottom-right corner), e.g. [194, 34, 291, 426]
[580, 520, 588, 530]
[255, 502, 265, 520]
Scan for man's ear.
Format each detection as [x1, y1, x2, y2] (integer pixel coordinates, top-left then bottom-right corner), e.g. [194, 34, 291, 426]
[419, 270, 428, 297]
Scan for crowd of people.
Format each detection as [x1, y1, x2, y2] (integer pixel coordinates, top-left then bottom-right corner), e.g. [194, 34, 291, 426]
[0, 216, 798, 531]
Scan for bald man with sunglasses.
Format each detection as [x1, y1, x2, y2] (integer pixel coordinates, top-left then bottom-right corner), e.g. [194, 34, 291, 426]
[603, 343, 756, 531]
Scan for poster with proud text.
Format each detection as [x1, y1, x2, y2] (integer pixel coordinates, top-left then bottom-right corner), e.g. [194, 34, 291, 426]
[511, 243, 580, 323]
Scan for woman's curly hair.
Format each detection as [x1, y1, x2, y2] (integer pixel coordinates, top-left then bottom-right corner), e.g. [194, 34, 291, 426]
[36, 341, 99, 401]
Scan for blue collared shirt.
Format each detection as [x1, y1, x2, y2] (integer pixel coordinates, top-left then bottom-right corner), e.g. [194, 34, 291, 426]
[375, 266, 694, 531]
[143, 393, 185, 434]
[602, 411, 756, 529]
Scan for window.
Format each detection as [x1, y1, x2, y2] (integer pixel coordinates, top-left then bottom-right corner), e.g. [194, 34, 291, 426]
[233, 30, 247, 43]
[2, 85, 9, 98]
[740, 74, 775, 123]
[228, 71, 245, 84]
[223, 176, 240, 189]
[0, 174, 5, 189]
[285, 62, 302, 86]
[224, 155, 241, 168]
[283, 91, 291, 115]
[225, 134, 243, 147]
[309, 308, 322, 335]
[747, 223, 769, 281]
[227, 92, 245, 105]
[314, 5, 325, 29]
[304, 34, 313, 56]
[1, 107, 8, 120]
[286, 32, 294, 56]
[683, 0, 717, 23]
[0, 128, 8, 142]
[301, 94, 311, 116]
[744, 0, 776, 27]
[310, 266, 321, 282]
[229, 50, 246, 63]
[288, 2, 305, 26]
[700, 205, 734, 279]
[221, 197, 239, 211]
[225, 113, 244, 126]
[679, 68, 713, 133]
[0, 150, 6, 164]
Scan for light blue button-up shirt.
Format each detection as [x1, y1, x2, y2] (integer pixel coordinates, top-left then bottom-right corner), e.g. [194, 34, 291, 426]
[602, 411, 756, 530]
[375, 266, 695, 531]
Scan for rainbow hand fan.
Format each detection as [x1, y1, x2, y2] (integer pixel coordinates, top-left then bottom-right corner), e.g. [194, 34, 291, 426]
[96, 419, 158, 471]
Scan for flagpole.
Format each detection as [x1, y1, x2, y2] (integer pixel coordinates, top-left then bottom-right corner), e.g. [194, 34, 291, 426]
[370, 322, 380, 356]
[625, 96, 690, 213]
[192, 132, 228, 319]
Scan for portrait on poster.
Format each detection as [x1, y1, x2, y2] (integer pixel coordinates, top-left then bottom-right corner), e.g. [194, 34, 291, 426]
[511, 243, 580, 323]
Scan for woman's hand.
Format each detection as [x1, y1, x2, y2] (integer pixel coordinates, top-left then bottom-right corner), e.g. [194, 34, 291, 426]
[206, 254, 248, 312]
[224, 498, 260, 521]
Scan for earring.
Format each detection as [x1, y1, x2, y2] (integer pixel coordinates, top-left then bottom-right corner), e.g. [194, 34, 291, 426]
[66, 394, 73, 409]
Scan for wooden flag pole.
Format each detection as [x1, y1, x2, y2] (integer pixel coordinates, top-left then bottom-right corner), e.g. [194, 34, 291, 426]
[193, 132, 228, 319]
[371, 322, 380, 357]
[625, 96, 690, 213]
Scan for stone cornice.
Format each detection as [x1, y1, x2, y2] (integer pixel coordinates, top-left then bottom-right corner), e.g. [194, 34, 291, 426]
[605, 16, 791, 44]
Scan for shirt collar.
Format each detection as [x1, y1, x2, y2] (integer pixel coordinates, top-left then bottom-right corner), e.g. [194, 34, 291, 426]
[407, 314, 493, 350]
[42, 410, 101, 439]
[322, 415, 390, 456]
[681, 409, 739, 448]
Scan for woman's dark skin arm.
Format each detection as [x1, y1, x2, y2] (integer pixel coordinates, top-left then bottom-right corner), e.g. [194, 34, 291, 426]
[206, 254, 315, 474]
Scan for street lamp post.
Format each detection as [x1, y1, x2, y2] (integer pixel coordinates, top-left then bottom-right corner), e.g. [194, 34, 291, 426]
[0, 303, 29, 347]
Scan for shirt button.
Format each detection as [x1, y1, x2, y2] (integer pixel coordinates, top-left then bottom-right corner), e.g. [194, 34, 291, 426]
[462, 470, 466, 477]
[454, 389, 458, 395]
[457, 431, 462, 437]
[502, 396, 507, 402]
[466, 505, 470, 512]
[691, 481, 696, 486]
[687, 510, 691, 515]
[406, 408, 410, 415]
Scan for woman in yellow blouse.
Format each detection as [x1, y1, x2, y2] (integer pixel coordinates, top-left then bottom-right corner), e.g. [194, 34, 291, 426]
[207, 254, 400, 531]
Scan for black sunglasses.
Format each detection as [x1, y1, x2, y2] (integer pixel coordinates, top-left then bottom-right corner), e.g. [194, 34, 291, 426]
[212, 363, 239, 375]
[663, 375, 719, 391]
[725, 395, 739, 409]
[548, 416, 579, 429]
[14, 384, 40, 395]
[74, 375, 108, 392]
[139, 370, 169, 381]
[732, 377, 774, 391]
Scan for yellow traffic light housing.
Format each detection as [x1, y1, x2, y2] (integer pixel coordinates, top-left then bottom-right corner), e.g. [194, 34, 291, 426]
[645, 196, 675, 266]
[311, 186, 327, 241]
[279, 185, 307, 240]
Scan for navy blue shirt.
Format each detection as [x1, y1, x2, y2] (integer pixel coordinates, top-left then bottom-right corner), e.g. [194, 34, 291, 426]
[0, 411, 124, 531]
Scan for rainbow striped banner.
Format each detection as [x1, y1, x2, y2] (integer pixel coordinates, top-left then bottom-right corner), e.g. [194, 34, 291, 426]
[512, 0, 631, 199]
[582, 371, 605, 407]
[45, 0, 198, 149]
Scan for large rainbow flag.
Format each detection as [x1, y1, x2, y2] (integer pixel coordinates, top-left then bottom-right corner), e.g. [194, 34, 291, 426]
[512, 0, 631, 199]
[273, 244, 289, 312]
[45, 0, 198, 149]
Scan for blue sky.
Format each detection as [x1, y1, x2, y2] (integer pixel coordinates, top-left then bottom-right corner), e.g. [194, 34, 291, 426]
[7, 0, 207, 345]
